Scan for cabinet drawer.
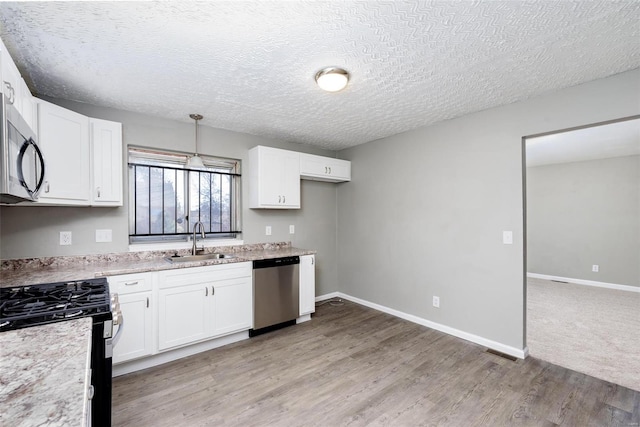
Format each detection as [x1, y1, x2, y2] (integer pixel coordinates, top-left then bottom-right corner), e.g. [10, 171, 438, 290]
[158, 262, 252, 290]
[108, 272, 154, 294]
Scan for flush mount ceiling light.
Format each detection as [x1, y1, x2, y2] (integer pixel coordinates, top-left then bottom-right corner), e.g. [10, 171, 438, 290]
[186, 113, 205, 169]
[315, 67, 350, 92]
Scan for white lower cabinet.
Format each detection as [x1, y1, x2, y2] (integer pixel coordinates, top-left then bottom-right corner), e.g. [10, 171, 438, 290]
[113, 292, 154, 364]
[299, 254, 316, 316]
[109, 272, 155, 364]
[157, 263, 252, 352]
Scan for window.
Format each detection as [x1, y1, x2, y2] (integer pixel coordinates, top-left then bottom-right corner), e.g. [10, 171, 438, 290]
[128, 147, 241, 243]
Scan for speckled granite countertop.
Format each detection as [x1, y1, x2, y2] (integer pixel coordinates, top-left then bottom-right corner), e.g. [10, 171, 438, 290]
[0, 318, 92, 427]
[0, 242, 315, 288]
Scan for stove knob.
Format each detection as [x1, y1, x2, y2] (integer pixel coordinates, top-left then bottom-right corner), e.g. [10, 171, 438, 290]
[112, 312, 120, 326]
[110, 294, 119, 305]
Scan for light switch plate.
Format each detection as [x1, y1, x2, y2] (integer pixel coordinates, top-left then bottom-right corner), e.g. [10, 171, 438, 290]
[502, 231, 513, 245]
[289, 225, 295, 234]
[265, 226, 272, 236]
[96, 229, 113, 243]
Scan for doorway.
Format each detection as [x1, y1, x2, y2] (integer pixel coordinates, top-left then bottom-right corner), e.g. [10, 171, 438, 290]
[523, 116, 640, 391]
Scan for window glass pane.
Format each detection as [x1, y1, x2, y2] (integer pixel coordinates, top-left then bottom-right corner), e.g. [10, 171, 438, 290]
[176, 170, 186, 233]
[163, 169, 177, 234]
[149, 167, 164, 234]
[189, 171, 200, 229]
[200, 172, 211, 233]
[221, 175, 231, 231]
[211, 173, 221, 232]
[135, 166, 150, 235]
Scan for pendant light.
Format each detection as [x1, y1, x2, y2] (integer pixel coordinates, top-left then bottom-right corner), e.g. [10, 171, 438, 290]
[186, 113, 205, 169]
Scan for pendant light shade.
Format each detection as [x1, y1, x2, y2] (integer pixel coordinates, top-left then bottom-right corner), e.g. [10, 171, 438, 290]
[186, 114, 205, 169]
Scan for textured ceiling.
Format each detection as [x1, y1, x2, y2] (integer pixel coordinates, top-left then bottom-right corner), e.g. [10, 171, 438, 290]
[0, 1, 639, 151]
[526, 118, 640, 167]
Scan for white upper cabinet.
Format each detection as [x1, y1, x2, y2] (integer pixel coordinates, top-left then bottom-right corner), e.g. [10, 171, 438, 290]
[0, 38, 23, 113]
[90, 118, 123, 206]
[19, 82, 38, 136]
[249, 145, 300, 209]
[1, 37, 37, 132]
[36, 100, 91, 204]
[300, 153, 351, 183]
[34, 101, 123, 207]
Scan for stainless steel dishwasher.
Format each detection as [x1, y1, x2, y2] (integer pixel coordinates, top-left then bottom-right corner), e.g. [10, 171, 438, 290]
[250, 256, 300, 337]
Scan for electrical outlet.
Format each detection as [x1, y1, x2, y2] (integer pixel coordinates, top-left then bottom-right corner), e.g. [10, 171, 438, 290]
[289, 225, 295, 234]
[432, 296, 440, 308]
[592, 264, 599, 272]
[59, 231, 72, 246]
[265, 226, 272, 236]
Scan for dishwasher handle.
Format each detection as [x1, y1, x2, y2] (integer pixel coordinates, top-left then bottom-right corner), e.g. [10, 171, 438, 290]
[253, 256, 300, 269]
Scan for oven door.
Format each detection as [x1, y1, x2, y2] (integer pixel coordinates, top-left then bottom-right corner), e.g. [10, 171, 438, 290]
[0, 94, 45, 203]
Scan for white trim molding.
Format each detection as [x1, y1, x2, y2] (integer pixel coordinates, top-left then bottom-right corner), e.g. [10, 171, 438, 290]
[527, 273, 640, 293]
[316, 292, 527, 359]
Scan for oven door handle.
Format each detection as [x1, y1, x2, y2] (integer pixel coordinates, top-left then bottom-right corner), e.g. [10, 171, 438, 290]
[112, 311, 124, 347]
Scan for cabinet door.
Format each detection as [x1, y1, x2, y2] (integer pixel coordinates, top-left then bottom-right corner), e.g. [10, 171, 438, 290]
[90, 118, 123, 206]
[113, 292, 153, 364]
[299, 255, 316, 315]
[300, 153, 351, 183]
[211, 276, 252, 336]
[158, 283, 211, 351]
[0, 38, 23, 113]
[249, 146, 300, 209]
[37, 100, 90, 204]
[20, 86, 37, 136]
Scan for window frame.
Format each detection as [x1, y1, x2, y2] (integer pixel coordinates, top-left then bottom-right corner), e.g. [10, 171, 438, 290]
[127, 146, 242, 244]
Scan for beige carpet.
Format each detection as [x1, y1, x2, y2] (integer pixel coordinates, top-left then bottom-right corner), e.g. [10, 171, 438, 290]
[527, 277, 640, 391]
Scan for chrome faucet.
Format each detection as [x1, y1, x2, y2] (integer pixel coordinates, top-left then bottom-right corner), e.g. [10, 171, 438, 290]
[192, 221, 206, 255]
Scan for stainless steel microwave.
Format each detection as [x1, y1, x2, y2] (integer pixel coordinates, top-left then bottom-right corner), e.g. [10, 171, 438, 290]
[0, 93, 45, 203]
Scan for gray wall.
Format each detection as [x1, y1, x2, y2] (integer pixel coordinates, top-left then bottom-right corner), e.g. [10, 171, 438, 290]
[0, 99, 340, 296]
[337, 69, 640, 351]
[527, 155, 640, 287]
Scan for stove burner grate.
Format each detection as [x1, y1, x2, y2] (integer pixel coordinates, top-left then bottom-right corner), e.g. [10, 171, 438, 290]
[0, 278, 111, 332]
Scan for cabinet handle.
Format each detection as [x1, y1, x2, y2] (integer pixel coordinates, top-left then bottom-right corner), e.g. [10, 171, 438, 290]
[146, 297, 149, 308]
[328, 167, 332, 174]
[278, 195, 281, 203]
[124, 281, 139, 286]
[97, 187, 101, 198]
[45, 181, 50, 193]
[325, 166, 328, 173]
[283, 195, 286, 203]
[311, 257, 314, 265]
[205, 287, 208, 297]
[212, 286, 215, 296]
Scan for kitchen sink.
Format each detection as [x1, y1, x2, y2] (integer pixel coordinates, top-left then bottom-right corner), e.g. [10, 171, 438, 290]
[165, 253, 236, 263]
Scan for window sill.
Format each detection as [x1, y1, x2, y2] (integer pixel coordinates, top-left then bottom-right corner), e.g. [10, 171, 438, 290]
[129, 238, 244, 253]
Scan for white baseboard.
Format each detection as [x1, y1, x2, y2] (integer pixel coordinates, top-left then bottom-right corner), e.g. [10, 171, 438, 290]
[113, 331, 249, 377]
[316, 292, 340, 302]
[315, 292, 526, 359]
[527, 273, 640, 293]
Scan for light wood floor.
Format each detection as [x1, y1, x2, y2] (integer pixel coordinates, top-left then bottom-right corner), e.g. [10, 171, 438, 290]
[113, 300, 640, 426]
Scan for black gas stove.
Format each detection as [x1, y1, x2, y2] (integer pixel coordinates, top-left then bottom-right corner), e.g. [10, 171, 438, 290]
[0, 278, 111, 331]
[0, 277, 118, 426]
